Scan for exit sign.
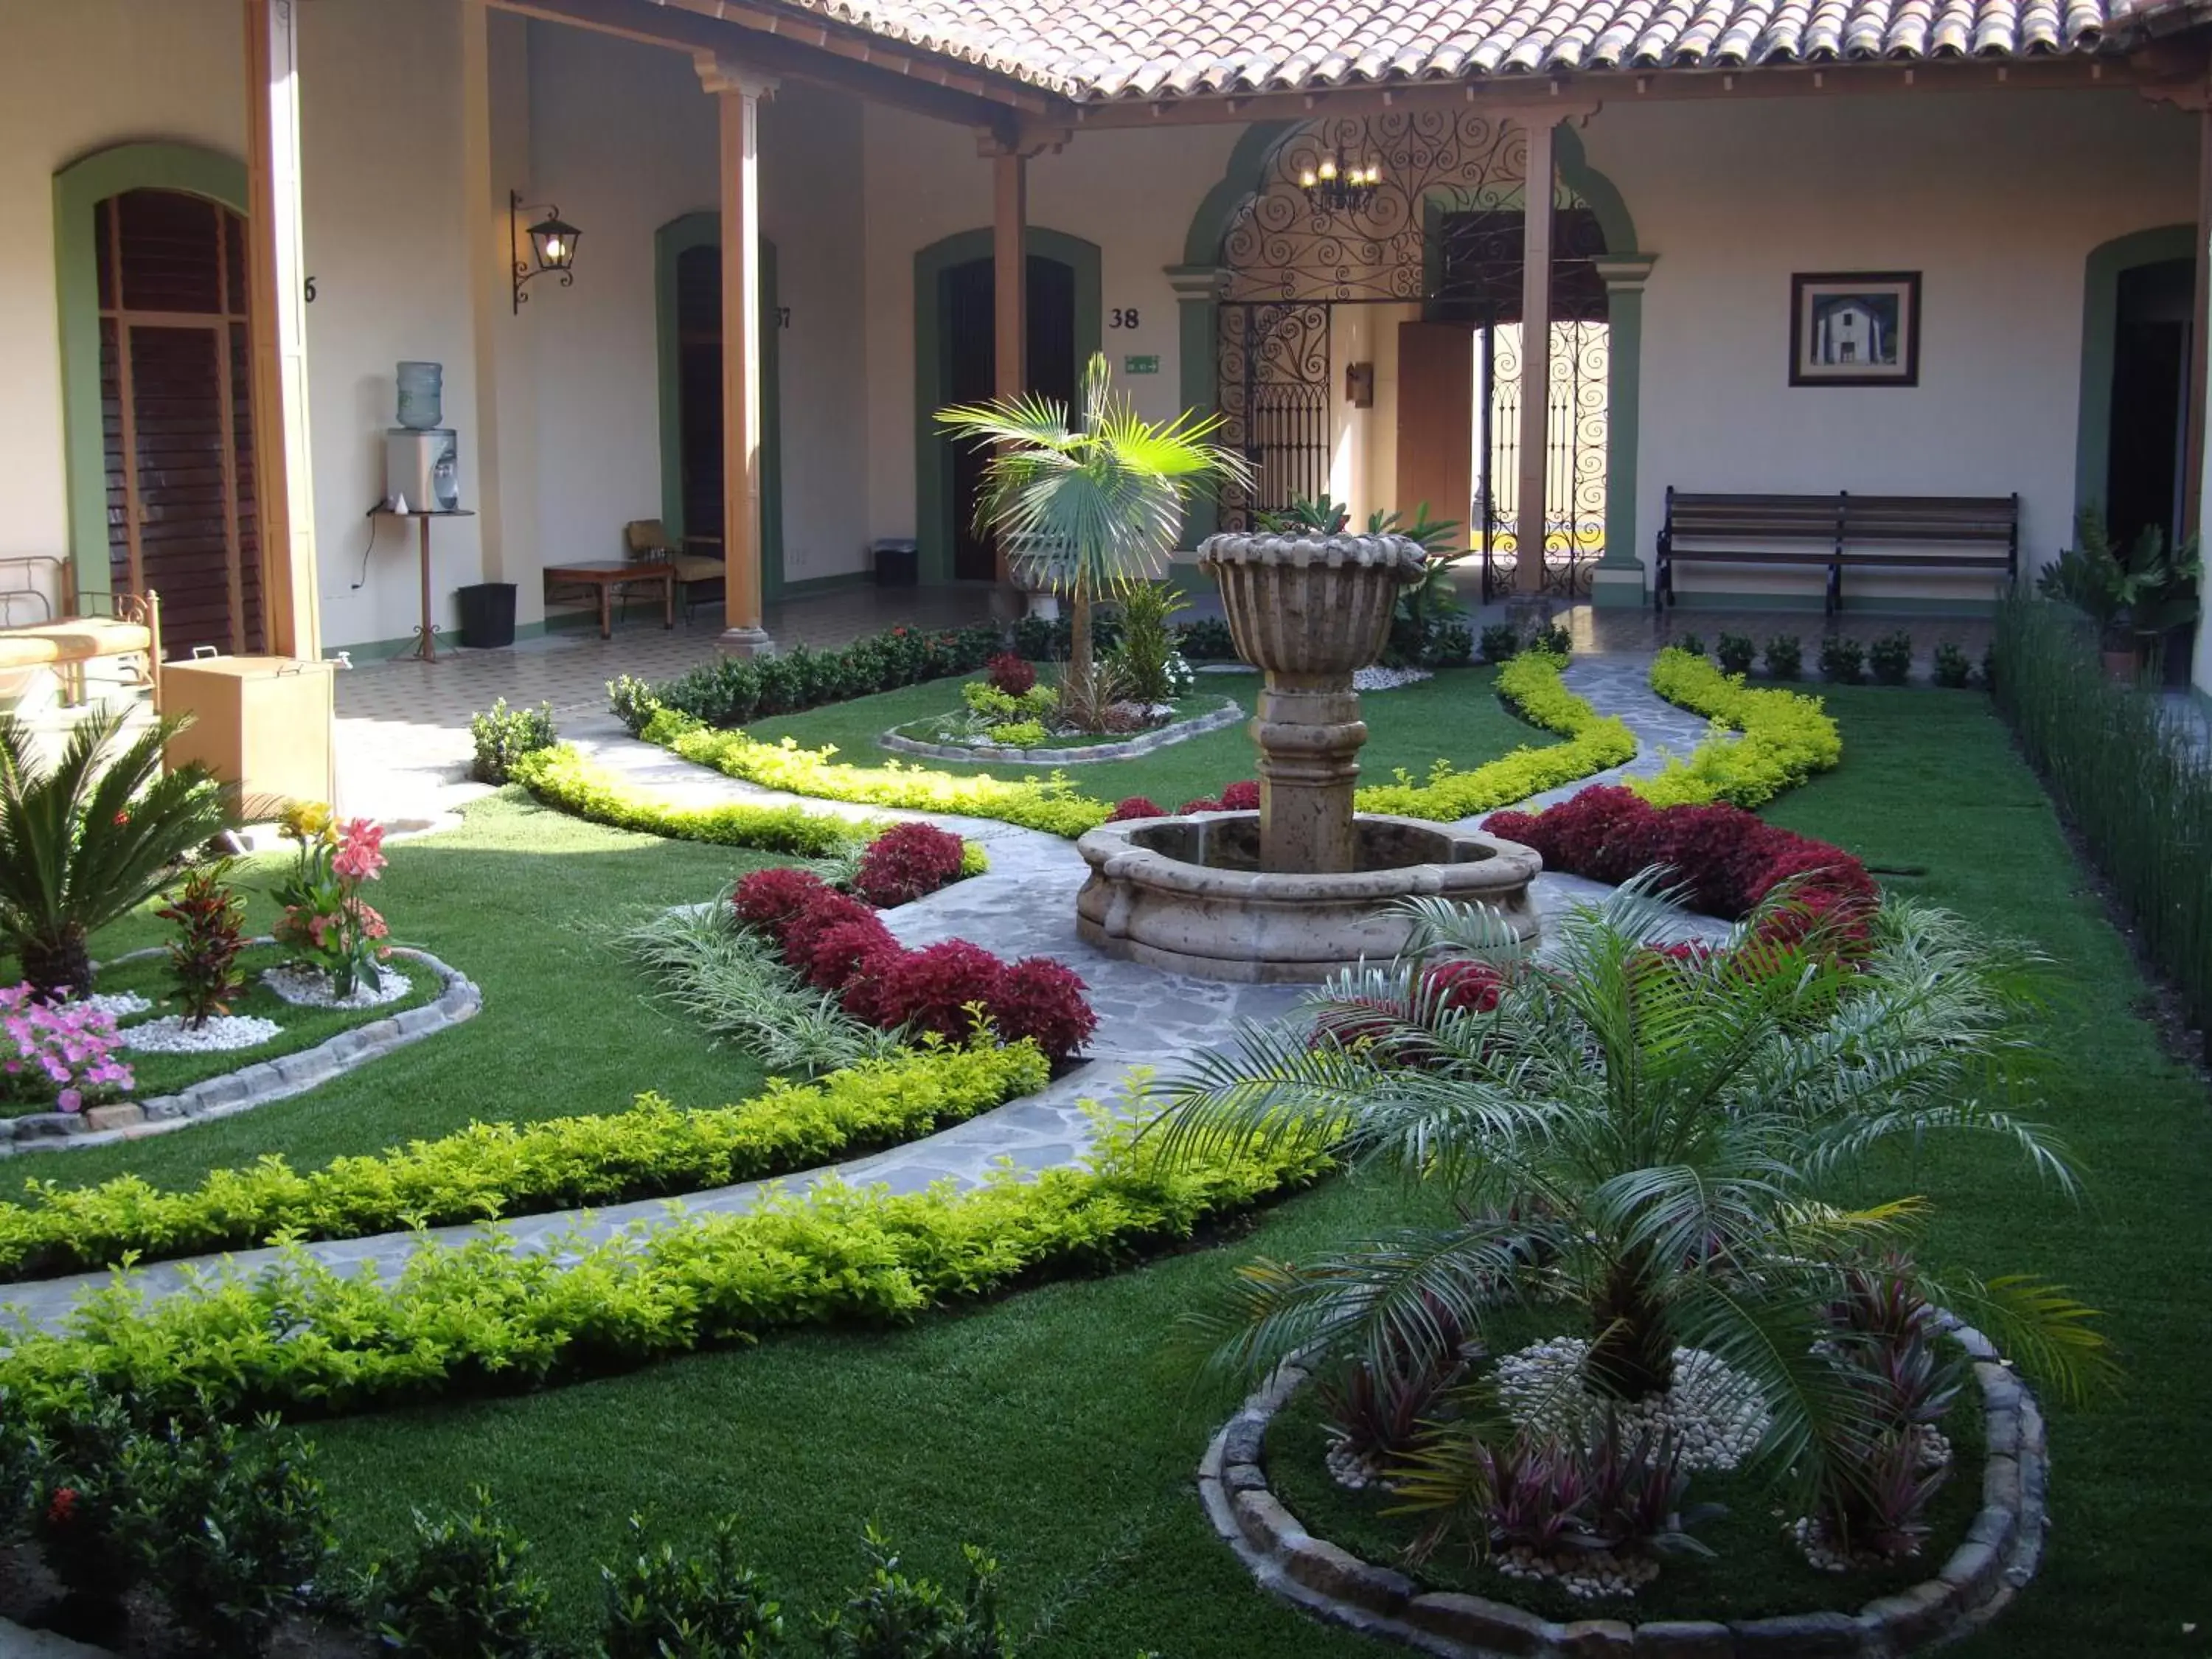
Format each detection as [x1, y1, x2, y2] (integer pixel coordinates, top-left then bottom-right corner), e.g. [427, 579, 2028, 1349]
[1123, 354, 1161, 375]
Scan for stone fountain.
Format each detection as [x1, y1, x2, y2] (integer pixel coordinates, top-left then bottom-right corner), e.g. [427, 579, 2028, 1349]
[1075, 531, 1542, 983]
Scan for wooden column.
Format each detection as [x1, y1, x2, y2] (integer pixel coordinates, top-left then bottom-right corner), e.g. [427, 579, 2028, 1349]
[1515, 117, 1556, 597]
[991, 147, 1027, 585]
[243, 0, 320, 658]
[2189, 105, 2212, 540]
[700, 56, 776, 655]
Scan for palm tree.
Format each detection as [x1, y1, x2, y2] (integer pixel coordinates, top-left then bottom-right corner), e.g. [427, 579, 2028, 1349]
[1152, 880, 2107, 1519]
[938, 352, 1251, 692]
[0, 709, 240, 998]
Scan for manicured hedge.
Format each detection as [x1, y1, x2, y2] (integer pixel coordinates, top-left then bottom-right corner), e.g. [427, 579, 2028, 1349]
[1352, 653, 1637, 820]
[510, 743, 868, 855]
[0, 1042, 1046, 1283]
[0, 1113, 1327, 1422]
[1630, 647, 1843, 809]
[611, 624, 1006, 734]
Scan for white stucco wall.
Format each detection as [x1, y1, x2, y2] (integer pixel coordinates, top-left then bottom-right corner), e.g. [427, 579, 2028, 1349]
[0, 0, 244, 575]
[302, 0, 487, 653]
[1581, 88, 2197, 603]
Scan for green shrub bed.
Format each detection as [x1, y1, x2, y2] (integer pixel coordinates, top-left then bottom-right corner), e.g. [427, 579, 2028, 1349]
[0, 1041, 1045, 1282]
[1354, 652, 1636, 820]
[641, 654, 1633, 837]
[1632, 646, 1843, 808]
[509, 743, 869, 855]
[0, 1110, 1328, 1422]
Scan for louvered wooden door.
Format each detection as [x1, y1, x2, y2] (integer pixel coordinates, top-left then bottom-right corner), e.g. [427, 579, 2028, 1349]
[97, 188, 263, 658]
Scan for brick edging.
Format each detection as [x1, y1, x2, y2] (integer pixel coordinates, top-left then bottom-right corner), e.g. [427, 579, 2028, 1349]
[0, 946, 481, 1156]
[877, 698, 1245, 765]
[1197, 1320, 2046, 1659]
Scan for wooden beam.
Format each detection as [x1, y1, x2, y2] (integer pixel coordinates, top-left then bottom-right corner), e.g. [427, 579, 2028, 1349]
[1516, 116, 1554, 597]
[703, 57, 774, 655]
[488, 0, 1035, 131]
[243, 0, 319, 661]
[992, 148, 1026, 586]
[2191, 105, 2211, 539]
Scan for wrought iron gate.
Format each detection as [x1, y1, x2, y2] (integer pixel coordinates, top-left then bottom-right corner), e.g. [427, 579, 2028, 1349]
[1217, 301, 1332, 529]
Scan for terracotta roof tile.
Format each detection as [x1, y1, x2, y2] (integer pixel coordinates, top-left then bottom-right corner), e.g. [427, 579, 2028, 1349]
[775, 0, 2115, 97]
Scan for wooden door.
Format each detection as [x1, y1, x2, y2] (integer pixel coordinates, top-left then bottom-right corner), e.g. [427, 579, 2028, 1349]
[1395, 321, 1475, 544]
[943, 254, 1079, 582]
[97, 188, 261, 658]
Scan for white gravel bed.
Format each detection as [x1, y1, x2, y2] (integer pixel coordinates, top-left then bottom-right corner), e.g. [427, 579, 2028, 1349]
[261, 961, 409, 1009]
[122, 1013, 282, 1054]
[69, 990, 152, 1020]
[1352, 665, 1433, 691]
[1495, 1335, 1773, 1474]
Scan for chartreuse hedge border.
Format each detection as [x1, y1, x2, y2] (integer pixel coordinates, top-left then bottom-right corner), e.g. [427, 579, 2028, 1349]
[1354, 653, 1635, 821]
[640, 654, 1633, 835]
[0, 1107, 1328, 1421]
[0, 1042, 1046, 1283]
[1631, 647, 1844, 809]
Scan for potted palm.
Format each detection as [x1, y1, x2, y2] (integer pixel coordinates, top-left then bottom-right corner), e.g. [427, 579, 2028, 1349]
[2038, 509, 2202, 679]
[0, 709, 240, 999]
[939, 352, 1250, 725]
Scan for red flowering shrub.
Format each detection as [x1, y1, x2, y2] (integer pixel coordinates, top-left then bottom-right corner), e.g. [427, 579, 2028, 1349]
[1422, 958, 1505, 1012]
[835, 941, 905, 1026]
[731, 867, 834, 945]
[800, 914, 897, 993]
[1486, 787, 1877, 925]
[986, 652, 1037, 696]
[1219, 780, 1262, 810]
[781, 890, 882, 970]
[1107, 796, 1166, 822]
[873, 940, 1010, 1045]
[1178, 797, 1225, 814]
[1310, 959, 1506, 1066]
[990, 957, 1099, 1060]
[853, 821, 967, 907]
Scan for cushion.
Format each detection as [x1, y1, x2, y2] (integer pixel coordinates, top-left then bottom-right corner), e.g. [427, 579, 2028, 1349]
[669, 554, 725, 582]
[0, 618, 152, 669]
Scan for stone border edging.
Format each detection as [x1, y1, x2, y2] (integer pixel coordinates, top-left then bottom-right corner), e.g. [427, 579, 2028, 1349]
[877, 697, 1244, 765]
[1197, 1320, 2047, 1659]
[0, 945, 481, 1156]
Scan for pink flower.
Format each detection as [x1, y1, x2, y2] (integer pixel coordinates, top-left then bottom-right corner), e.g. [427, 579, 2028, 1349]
[332, 818, 388, 883]
[56, 1089, 81, 1114]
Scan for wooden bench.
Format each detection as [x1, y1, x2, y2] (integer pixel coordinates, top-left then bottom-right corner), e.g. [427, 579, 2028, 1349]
[0, 557, 163, 709]
[1655, 489, 2018, 613]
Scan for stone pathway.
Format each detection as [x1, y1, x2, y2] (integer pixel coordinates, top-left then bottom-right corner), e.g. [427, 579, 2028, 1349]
[0, 655, 1728, 1338]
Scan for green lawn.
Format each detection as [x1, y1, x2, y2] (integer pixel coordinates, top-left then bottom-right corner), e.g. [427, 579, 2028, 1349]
[295, 686, 2211, 1657]
[745, 665, 1554, 810]
[11, 792, 795, 1194]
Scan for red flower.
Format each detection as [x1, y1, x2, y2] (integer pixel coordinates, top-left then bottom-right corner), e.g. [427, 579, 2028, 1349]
[989, 957, 1097, 1062]
[731, 867, 833, 945]
[872, 940, 1009, 1044]
[1219, 781, 1262, 811]
[46, 1486, 77, 1526]
[852, 822, 967, 908]
[1107, 796, 1166, 822]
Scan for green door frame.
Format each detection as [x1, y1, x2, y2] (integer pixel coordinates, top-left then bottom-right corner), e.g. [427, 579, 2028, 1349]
[913, 226, 1102, 585]
[653, 212, 785, 601]
[54, 142, 250, 604]
[2075, 223, 2197, 532]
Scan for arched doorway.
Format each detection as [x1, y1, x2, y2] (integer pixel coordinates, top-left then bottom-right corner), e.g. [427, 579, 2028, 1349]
[913, 227, 1102, 585]
[1211, 114, 1623, 599]
[653, 214, 784, 600]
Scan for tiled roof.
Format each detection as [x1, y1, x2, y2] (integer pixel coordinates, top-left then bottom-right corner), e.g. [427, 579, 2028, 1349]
[779, 0, 2118, 100]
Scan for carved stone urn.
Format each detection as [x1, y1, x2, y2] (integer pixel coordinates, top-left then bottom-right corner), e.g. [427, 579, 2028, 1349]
[1200, 531, 1429, 874]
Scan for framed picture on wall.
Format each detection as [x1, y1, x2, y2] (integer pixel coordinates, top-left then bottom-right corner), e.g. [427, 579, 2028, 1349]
[1790, 272, 1921, 387]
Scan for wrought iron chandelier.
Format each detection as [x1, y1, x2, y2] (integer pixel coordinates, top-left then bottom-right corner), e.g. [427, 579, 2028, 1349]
[1297, 151, 1382, 216]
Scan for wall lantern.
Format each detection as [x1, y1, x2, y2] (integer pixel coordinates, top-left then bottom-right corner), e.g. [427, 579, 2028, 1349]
[1298, 152, 1382, 217]
[510, 190, 581, 313]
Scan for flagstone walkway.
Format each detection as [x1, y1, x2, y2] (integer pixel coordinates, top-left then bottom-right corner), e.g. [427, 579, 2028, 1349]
[0, 653, 1730, 1338]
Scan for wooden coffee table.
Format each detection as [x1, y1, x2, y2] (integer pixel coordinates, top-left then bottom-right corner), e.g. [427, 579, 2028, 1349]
[542, 559, 676, 639]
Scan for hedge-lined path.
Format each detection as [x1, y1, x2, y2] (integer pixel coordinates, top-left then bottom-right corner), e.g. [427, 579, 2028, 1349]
[1509, 655, 1725, 812]
[1, 661, 1736, 1338]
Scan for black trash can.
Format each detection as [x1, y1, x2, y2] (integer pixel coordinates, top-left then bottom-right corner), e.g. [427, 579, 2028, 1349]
[871, 538, 919, 588]
[455, 582, 517, 650]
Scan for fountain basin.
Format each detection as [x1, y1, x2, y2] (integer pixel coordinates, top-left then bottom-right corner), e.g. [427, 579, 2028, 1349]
[1075, 812, 1542, 984]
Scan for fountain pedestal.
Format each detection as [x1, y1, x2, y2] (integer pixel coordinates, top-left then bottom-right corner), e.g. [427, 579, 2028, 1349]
[1073, 527, 1543, 983]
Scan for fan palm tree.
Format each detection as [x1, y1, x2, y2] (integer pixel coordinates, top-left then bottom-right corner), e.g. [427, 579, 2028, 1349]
[0, 708, 239, 998]
[1152, 880, 2107, 1514]
[938, 352, 1251, 692]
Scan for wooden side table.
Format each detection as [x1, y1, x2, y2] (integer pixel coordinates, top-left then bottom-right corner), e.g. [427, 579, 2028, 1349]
[542, 560, 677, 639]
[373, 507, 477, 662]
